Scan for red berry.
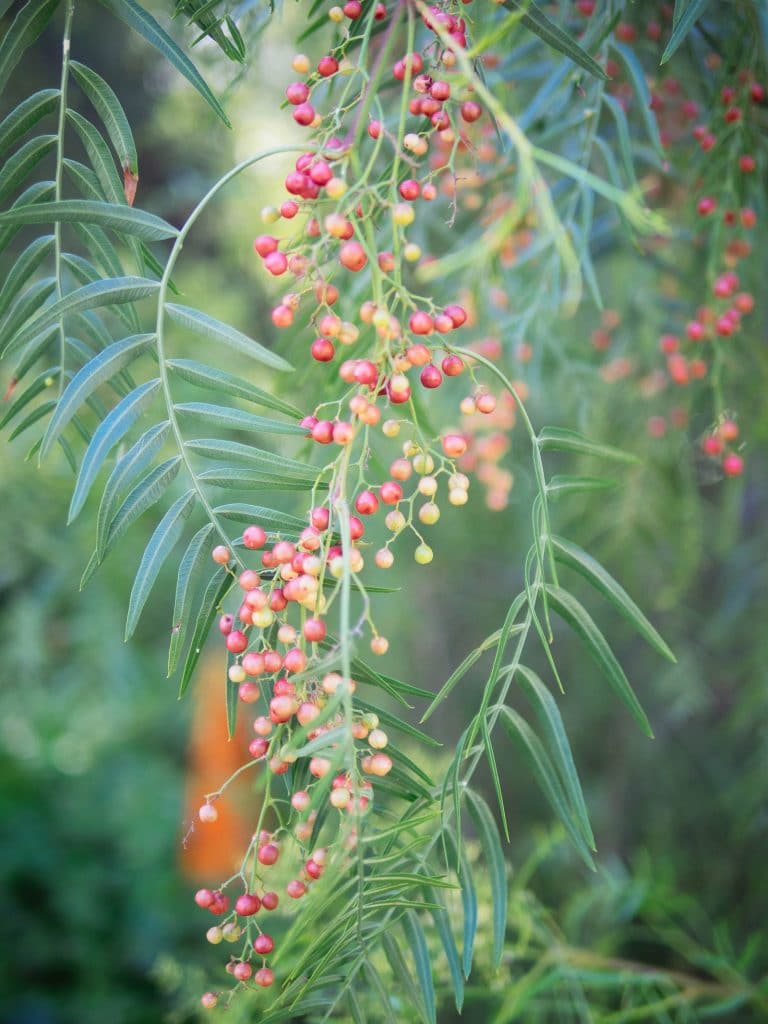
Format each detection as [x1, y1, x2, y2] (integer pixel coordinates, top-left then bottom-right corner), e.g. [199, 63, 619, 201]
[399, 179, 420, 200]
[287, 879, 307, 899]
[195, 888, 215, 909]
[258, 843, 280, 866]
[303, 617, 327, 642]
[355, 490, 379, 515]
[722, 453, 744, 476]
[311, 337, 335, 362]
[264, 251, 288, 276]
[697, 196, 717, 216]
[254, 934, 274, 955]
[218, 614, 234, 635]
[420, 364, 443, 388]
[379, 481, 402, 504]
[261, 891, 279, 910]
[368, 119, 381, 139]
[312, 420, 335, 444]
[409, 311, 434, 335]
[233, 962, 252, 982]
[235, 893, 261, 916]
[441, 354, 464, 376]
[286, 82, 310, 105]
[293, 103, 316, 127]
[444, 304, 467, 327]
[339, 241, 367, 271]
[254, 235, 278, 257]
[226, 630, 248, 654]
[243, 525, 267, 550]
[461, 100, 482, 123]
[255, 967, 275, 988]
[318, 55, 339, 77]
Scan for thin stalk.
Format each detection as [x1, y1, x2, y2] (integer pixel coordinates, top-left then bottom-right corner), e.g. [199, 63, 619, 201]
[54, 0, 75, 398]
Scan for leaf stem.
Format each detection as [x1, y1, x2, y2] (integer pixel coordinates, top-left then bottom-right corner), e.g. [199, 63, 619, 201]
[54, 0, 75, 398]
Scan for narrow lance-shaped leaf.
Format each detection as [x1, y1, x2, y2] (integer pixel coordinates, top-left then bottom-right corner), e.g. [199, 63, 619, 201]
[661, 0, 711, 63]
[68, 378, 162, 522]
[66, 110, 124, 204]
[174, 402, 304, 436]
[402, 912, 437, 1024]
[168, 524, 214, 676]
[0, 134, 56, 206]
[0, 234, 53, 321]
[545, 584, 654, 738]
[126, 490, 196, 638]
[443, 828, 478, 979]
[41, 334, 155, 457]
[214, 503, 306, 534]
[185, 437, 316, 478]
[516, 665, 595, 850]
[0, 180, 54, 255]
[165, 303, 293, 373]
[99, 456, 182, 559]
[427, 889, 465, 1012]
[551, 535, 676, 662]
[0, 0, 60, 95]
[382, 933, 430, 1024]
[0, 89, 58, 157]
[538, 426, 639, 464]
[1, 277, 56, 346]
[178, 569, 233, 696]
[96, 421, 172, 556]
[0, 202, 178, 241]
[464, 788, 506, 968]
[96, 0, 231, 126]
[167, 359, 302, 418]
[499, 706, 595, 868]
[501, 0, 607, 80]
[70, 61, 138, 185]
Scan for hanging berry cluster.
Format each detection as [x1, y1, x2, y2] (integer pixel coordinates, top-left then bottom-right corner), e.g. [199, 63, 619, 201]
[186, 0, 523, 1007]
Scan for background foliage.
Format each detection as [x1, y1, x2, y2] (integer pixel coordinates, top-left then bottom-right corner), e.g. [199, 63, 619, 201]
[0, 1, 766, 1023]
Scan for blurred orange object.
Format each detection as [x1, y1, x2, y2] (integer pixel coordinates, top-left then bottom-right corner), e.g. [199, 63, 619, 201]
[180, 656, 255, 881]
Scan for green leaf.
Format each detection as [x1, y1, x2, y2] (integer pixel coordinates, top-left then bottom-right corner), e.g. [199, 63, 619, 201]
[551, 536, 676, 662]
[500, 705, 595, 868]
[126, 489, 196, 638]
[482, 715, 509, 842]
[66, 110, 123, 204]
[443, 829, 478, 979]
[167, 358, 301, 417]
[71, 222, 127, 282]
[501, 0, 607, 80]
[7, 397, 56, 440]
[546, 474, 618, 497]
[178, 568, 233, 695]
[538, 426, 639, 464]
[1, 277, 56, 346]
[70, 61, 138, 175]
[196, 467, 316, 491]
[545, 584, 654, 738]
[168, 523, 214, 676]
[355, 699, 441, 749]
[41, 334, 154, 457]
[382, 932, 429, 1024]
[68, 378, 162, 521]
[402, 911, 437, 1024]
[213, 503, 306, 534]
[185, 437, 315, 478]
[165, 303, 293, 373]
[174, 402, 303, 436]
[97, 0, 231, 126]
[0, 134, 56, 205]
[516, 665, 594, 850]
[0, 201, 178, 241]
[0, 0, 60, 95]
[5, 278, 160, 360]
[612, 42, 664, 159]
[0, 366, 56, 430]
[464, 788, 506, 968]
[60, 254, 139, 332]
[0, 180, 54, 254]
[0, 234, 53, 320]
[661, 0, 710, 64]
[96, 421, 172, 557]
[428, 890, 465, 1012]
[98, 456, 182, 561]
[420, 627, 508, 723]
[0, 89, 58, 158]
[63, 158, 104, 201]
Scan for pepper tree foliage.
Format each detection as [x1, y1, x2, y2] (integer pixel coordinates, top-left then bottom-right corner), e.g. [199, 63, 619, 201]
[0, 0, 766, 1020]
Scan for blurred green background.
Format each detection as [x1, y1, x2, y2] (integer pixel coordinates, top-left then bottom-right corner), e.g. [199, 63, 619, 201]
[1, 3, 766, 1022]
